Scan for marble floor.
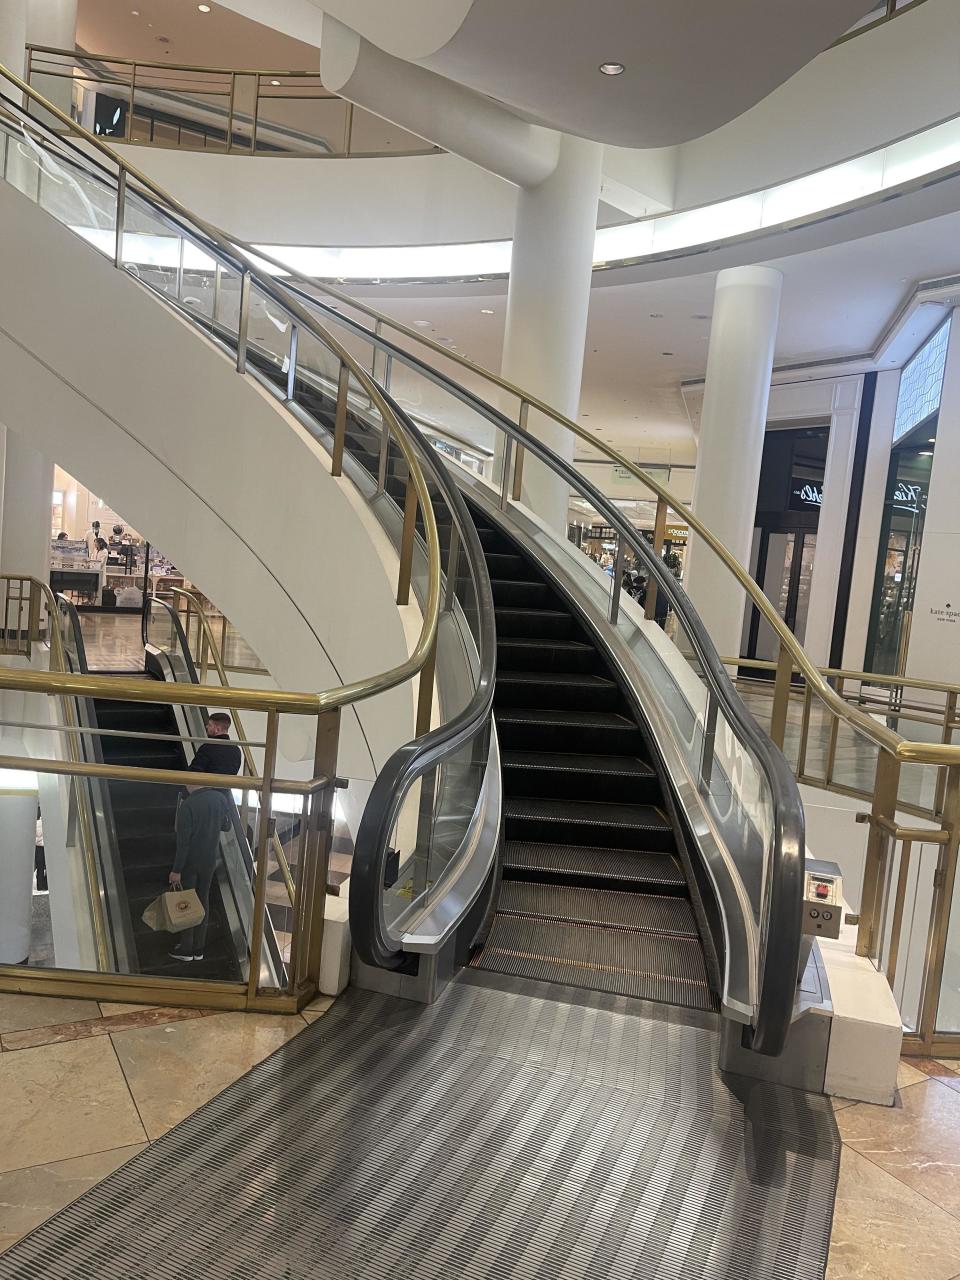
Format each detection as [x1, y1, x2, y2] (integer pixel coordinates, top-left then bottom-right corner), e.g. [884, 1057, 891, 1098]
[0, 990, 333, 1253]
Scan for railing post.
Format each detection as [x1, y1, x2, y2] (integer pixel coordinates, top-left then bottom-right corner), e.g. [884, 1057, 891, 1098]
[444, 525, 461, 612]
[917, 764, 960, 1047]
[251, 76, 262, 153]
[302, 709, 341, 988]
[700, 691, 718, 791]
[286, 323, 299, 401]
[609, 534, 626, 625]
[415, 634, 438, 737]
[246, 709, 279, 1003]
[934, 690, 957, 816]
[227, 72, 236, 153]
[499, 435, 514, 511]
[511, 401, 529, 501]
[236, 271, 251, 373]
[644, 495, 669, 622]
[885, 837, 912, 989]
[114, 168, 126, 269]
[397, 474, 418, 606]
[770, 642, 793, 749]
[331, 361, 350, 477]
[377, 418, 391, 493]
[127, 62, 136, 142]
[343, 101, 355, 156]
[857, 748, 901, 958]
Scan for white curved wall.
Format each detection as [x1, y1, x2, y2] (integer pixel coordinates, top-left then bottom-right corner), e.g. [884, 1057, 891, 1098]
[674, 0, 960, 210]
[113, 148, 518, 248]
[0, 179, 416, 780]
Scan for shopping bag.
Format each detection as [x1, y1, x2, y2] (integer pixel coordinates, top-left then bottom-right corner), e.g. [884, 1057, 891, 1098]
[142, 888, 205, 933]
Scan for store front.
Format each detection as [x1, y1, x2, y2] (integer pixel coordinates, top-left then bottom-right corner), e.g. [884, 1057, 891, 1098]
[740, 425, 829, 666]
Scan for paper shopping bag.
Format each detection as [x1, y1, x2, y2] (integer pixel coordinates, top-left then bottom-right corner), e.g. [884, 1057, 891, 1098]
[162, 888, 205, 932]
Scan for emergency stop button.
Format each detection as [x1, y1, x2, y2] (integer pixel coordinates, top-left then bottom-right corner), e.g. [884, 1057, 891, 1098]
[815, 883, 830, 899]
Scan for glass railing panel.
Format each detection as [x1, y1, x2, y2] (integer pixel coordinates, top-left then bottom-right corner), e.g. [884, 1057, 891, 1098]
[131, 65, 233, 153]
[247, 281, 294, 382]
[254, 79, 343, 156]
[119, 187, 190, 301]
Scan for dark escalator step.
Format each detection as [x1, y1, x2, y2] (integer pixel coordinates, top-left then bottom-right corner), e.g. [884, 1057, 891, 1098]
[494, 609, 575, 640]
[98, 741, 185, 768]
[503, 842, 686, 891]
[471, 915, 714, 1011]
[495, 708, 644, 754]
[490, 579, 553, 609]
[504, 797, 674, 851]
[494, 671, 622, 713]
[108, 782, 181, 818]
[497, 637, 599, 674]
[93, 700, 174, 730]
[497, 881, 698, 936]
[484, 552, 532, 581]
[501, 750, 657, 802]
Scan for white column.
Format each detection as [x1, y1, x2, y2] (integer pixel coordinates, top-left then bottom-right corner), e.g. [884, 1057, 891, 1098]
[501, 134, 603, 533]
[0, 0, 28, 78]
[804, 377, 863, 665]
[906, 307, 960, 685]
[685, 266, 783, 660]
[1, 430, 54, 586]
[26, 0, 76, 50]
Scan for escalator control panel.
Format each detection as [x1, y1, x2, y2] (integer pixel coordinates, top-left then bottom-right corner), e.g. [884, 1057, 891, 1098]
[802, 859, 843, 940]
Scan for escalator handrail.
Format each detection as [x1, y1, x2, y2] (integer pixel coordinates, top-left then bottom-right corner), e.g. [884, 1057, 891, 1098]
[347, 387, 497, 969]
[0, 67, 442, 721]
[276, 283, 804, 1056]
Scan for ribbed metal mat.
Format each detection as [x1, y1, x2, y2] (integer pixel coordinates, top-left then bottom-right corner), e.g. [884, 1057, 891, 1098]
[0, 976, 839, 1280]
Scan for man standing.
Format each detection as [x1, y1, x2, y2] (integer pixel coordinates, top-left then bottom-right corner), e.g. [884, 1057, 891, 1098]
[190, 712, 242, 778]
[168, 783, 231, 963]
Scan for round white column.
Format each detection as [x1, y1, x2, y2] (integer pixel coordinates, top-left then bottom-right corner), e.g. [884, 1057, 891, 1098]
[0, 1, 28, 78]
[685, 266, 783, 661]
[1, 431, 54, 622]
[501, 134, 603, 533]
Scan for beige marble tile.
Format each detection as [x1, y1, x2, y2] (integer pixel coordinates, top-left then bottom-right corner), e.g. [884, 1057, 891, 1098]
[98, 1002, 156, 1018]
[0, 1145, 145, 1254]
[827, 1146, 960, 1280]
[110, 1012, 304, 1139]
[0, 1037, 146, 1174]
[837, 1079, 960, 1216]
[0, 994, 101, 1035]
[301, 995, 335, 1023]
[936, 1057, 960, 1068]
[897, 1060, 928, 1090]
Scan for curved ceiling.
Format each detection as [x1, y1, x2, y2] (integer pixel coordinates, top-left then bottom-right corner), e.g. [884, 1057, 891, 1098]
[317, 0, 878, 147]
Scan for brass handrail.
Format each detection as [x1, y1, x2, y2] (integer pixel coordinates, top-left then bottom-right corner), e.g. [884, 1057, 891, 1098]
[169, 587, 297, 905]
[27, 43, 328, 81]
[833, 0, 929, 46]
[0, 64, 442, 724]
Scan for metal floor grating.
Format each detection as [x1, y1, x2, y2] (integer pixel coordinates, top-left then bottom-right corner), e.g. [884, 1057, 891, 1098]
[0, 976, 840, 1280]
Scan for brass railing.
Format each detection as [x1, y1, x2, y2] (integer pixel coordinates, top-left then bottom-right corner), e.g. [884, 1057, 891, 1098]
[25, 45, 440, 158]
[836, 0, 929, 44]
[173, 591, 269, 678]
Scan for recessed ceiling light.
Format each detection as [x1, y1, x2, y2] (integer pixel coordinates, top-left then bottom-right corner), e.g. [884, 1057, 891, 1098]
[599, 62, 625, 76]
[270, 79, 281, 86]
[661, 352, 674, 357]
[480, 308, 494, 315]
[198, 4, 211, 11]
[131, 9, 140, 14]
[649, 313, 664, 319]
[413, 320, 431, 327]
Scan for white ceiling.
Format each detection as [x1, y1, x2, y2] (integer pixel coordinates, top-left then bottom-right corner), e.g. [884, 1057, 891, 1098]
[76, 0, 319, 69]
[366, 206, 960, 463]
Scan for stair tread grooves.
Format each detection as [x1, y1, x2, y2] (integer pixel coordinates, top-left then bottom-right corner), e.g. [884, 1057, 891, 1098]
[502, 751, 654, 777]
[498, 672, 616, 688]
[504, 843, 685, 886]
[498, 638, 593, 652]
[496, 709, 638, 728]
[495, 607, 570, 619]
[505, 798, 669, 827]
[498, 882, 698, 936]
[471, 916, 713, 1010]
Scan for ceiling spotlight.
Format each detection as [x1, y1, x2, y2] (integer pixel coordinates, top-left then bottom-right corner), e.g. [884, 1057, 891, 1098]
[599, 62, 625, 76]
[131, 8, 140, 14]
[270, 79, 281, 86]
[198, 3, 211, 11]
[413, 320, 431, 327]
[480, 308, 494, 315]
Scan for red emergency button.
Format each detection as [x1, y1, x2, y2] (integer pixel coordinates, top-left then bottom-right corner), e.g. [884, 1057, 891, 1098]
[815, 883, 830, 899]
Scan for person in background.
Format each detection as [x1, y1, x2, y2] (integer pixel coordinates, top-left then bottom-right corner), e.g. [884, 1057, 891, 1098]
[92, 536, 110, 604]
[168, 782, 231, 963]
[83, 520, 102, 557]
[56, 531, 68, 542]
[189, 711, 242, 778]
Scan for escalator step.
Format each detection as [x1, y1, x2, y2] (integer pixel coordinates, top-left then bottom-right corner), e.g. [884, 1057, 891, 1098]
[504, 797, 674, 851]
[490, 579, 554, 608]
[498, 881, 699, 936]
[497, 637, 598, 674]
[484, 552, 532, 581]
[501, 751, 656, 802]
[496, 708, 644, 754]
[494, 671, 622, 712]
[471, 915, 715, 1011]
[494, 608, 575, 640]
[503, 841, 686, 889]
